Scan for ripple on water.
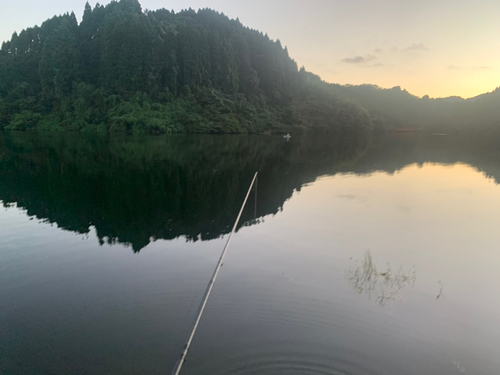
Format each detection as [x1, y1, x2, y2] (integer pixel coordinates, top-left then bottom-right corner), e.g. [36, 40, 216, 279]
[193, 349, 376, 375]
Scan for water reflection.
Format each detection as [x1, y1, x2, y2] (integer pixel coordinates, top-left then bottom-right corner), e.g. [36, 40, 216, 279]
[2, 132, 500, 375]
[0, 132, 500, 252]
[0, 132, 371, 251]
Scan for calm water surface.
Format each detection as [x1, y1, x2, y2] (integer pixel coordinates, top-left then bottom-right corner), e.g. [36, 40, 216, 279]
[1, 132, 499, 375]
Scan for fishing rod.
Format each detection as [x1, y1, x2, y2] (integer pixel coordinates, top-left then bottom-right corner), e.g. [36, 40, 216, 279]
[171, 171, 259, 375]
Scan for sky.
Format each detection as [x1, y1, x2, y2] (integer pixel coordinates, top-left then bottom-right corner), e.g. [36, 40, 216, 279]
[1, 0, 499, 99]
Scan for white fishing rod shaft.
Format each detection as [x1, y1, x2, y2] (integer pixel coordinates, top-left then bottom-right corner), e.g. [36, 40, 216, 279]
[171, 171, 259, 375]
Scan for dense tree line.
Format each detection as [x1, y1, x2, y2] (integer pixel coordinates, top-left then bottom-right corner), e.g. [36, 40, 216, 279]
[0, 0, 372, 134]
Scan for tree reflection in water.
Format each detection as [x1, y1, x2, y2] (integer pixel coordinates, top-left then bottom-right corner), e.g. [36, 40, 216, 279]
[1, 131, 500, 252]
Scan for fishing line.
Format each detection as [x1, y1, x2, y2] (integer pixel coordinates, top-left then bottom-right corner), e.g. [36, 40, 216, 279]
[171, 171, 259, 375]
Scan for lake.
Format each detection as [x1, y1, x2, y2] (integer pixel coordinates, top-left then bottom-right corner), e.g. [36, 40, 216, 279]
[1, 132, 499, 375]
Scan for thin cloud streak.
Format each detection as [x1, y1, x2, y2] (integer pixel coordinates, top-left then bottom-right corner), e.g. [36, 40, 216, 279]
[342, 54, 376, 64]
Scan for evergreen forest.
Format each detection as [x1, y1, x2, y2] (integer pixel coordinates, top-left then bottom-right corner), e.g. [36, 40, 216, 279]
[0, 0, 373, 134]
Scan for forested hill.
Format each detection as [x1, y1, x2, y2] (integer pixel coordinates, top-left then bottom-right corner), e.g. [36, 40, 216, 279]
[324, 81, 500, 132]
[0, 0, 372, 134]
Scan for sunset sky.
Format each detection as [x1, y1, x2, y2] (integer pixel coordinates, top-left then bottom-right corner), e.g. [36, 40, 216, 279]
[1, 0, 499, 99]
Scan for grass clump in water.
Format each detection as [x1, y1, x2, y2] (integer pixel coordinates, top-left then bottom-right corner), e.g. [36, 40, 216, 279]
[345, 250, 416, 306]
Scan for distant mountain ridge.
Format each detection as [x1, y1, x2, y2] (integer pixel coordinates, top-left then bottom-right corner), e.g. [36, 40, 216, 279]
[322, 80, 500, 130]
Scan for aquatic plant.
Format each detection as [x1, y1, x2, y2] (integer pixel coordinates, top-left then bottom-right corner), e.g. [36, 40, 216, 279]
[345, 250, 416, 306]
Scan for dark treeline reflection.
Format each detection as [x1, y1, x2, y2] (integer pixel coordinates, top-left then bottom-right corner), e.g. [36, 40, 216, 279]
[0, 132, 370, 251]
[0, 132, 499, 252]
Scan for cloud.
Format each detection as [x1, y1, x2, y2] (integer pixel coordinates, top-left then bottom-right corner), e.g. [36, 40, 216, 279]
[447, 65, 461, 70]
[340, 54, 385, 68]
[407, 43, 428, 51]
[341, 54, 376, 64]
[374, 48, 383, 54]
[473, 66, 489, 70]
[342, 56, 366, 64]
